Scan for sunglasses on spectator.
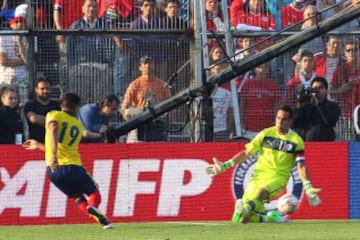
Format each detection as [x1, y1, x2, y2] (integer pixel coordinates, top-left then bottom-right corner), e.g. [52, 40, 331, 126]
[345, 48, 358, 52]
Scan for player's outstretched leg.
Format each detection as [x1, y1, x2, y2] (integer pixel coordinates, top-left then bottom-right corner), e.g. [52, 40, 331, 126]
[232, 199, 257, 223]
[231, 199, 251, 222]
[87, 206, 114, 229]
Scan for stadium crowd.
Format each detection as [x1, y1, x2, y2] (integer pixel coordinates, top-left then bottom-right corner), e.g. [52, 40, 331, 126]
[0, 0, 360, 143]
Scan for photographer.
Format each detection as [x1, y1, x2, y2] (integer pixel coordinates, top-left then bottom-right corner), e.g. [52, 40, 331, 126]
[292, 77, 340, 141]
[78, 94, 120, 143]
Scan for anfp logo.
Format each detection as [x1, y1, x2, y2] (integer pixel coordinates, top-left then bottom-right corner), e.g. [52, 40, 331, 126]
[232, 154, 303, 211]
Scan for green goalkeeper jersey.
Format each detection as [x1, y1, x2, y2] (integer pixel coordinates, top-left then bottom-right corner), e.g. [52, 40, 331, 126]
[245, 126, 305, 185]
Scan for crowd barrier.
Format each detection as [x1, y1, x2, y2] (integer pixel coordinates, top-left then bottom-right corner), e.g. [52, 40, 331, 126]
[0, 141, 357, 225]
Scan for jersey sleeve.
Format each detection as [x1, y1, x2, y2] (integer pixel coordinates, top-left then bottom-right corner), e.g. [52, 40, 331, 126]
[46, 110, 59, 125]
[294, 134, 305, 163]
[245, 129, 265, 155]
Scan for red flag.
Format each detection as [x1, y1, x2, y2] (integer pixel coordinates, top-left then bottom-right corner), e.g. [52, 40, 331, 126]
[98, 0, 134, 18]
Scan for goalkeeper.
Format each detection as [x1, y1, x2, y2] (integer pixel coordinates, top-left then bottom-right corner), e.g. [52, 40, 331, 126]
[206, 105, 322, 223]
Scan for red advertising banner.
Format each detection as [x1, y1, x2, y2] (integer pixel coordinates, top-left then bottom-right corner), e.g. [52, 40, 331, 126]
[0, 142, 348, 225]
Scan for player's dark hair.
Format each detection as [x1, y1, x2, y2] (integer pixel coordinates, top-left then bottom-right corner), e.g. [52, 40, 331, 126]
[61, 92, 81, 110]
[99, 94, 120, 108]
[277, 104, 294, 119]
[311, 76, 328, 89]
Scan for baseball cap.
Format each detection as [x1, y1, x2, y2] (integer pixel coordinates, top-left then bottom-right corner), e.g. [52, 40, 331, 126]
[10, 16, 26, 25]
[140, 55, 152, 63]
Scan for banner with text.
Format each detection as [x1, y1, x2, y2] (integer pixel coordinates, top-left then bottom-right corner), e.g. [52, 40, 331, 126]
[0, 142, 348, 225]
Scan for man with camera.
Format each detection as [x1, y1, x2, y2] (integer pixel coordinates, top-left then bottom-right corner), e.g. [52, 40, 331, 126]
[292, 77, 340, 141]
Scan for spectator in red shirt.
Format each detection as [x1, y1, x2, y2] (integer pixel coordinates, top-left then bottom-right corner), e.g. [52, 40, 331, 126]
[331, 41, 360, 118]
[231, 0, 276, 31]
[53, 0, 83, 61]
[206, 0, 224, 31]
[238, 63, 282, 137]
[313, 35, 345, 83]
[281, 0, 306, 29]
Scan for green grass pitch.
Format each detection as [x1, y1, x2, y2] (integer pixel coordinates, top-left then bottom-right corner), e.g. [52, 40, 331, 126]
[0, 221, 360, 240]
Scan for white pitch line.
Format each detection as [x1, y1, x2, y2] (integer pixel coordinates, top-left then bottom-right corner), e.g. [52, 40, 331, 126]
[166, 222, 228, 226]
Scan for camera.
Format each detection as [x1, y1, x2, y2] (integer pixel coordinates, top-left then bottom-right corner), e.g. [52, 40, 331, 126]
[297, 86, 319, 104]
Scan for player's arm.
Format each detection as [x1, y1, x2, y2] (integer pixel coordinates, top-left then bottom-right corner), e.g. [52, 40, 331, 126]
[48, 121, 59, 172]
[206, 149, 251, 177]
[82, 130, 103, 139]
[296, 161, 322, 206]
[26, 111, 46, 127]
[23, 139, 45, 151]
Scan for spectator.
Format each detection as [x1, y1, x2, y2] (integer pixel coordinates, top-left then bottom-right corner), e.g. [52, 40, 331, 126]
[292, 76, 340, 141]
[23, 77, 60, 143]
[121, 55, 172, 143]
[209, 63, 234, 141]
[281, 0, 306, 29]
[238, 63, 282, 139]
[209, 45, 225, 64]
[331, 41, 360, 140]
[264, 0, 292, 30]
[159, 0, 188, 85]
[130, 0, 157, 29]
[0, 16, 28, 106]
[287, 50, 319, 108]
[205, 0, 224, 32]
[159, 0, 187, 29]
[234, 36, 258, 61]
[66, 0, 113, 104]
[106, 6, 129, 98]
[331, 41, 360, 117]
[78, 94, 120, 143]
[231, 0, 276, 31]
[129, 0, 165, 81]
[0, 86, 23, 144]
[292, 5, 325, 71]
[231, 37, 257, 90]
[313, 35, 345, 88]
[53, 0, 83, 61]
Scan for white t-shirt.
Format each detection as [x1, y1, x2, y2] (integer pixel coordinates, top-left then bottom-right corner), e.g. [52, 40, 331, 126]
[0, 35, 27, 85]
[211, 87, 233, 133]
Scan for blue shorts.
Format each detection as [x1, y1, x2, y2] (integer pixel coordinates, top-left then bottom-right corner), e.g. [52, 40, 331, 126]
[47, 165, 97, 198]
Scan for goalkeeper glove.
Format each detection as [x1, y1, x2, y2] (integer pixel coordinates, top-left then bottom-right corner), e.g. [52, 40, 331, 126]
[304, 181, 322, 207]
[206, 157, 234, 177]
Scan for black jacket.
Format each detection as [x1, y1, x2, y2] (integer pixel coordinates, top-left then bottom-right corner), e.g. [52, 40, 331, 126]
[292, 99, 341, 141]
[0, 106, 23, 144]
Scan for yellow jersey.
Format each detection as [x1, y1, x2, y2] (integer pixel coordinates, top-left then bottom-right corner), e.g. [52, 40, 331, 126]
[45, 110, 84, 166]
[245, 126, 304, 185]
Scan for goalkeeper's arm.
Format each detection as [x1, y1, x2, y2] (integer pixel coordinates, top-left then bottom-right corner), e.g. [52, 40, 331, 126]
[297, 162, 322, 206]
[206, 150, 251, 177]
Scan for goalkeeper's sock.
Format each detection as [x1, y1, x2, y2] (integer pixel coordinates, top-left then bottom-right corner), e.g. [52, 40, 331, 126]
[74, 194, 88, 216]
[231, 200, 255, 223]
[88, 191, 101, 208]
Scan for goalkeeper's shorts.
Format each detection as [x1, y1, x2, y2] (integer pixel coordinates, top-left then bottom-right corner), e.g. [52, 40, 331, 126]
[242, 178, 286, 213]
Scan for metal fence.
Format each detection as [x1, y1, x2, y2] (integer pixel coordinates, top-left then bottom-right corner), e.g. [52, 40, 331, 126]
[0, 0, 359, 142]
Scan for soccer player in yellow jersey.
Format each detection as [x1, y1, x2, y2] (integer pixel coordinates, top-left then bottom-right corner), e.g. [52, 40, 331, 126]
[206, 105, 322, 223]
[23, 93, 113, 229]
